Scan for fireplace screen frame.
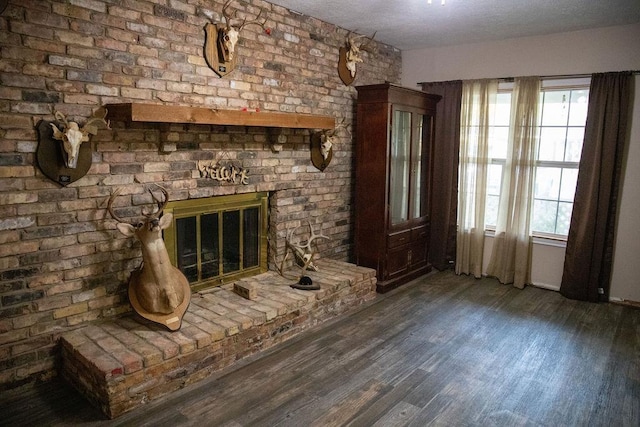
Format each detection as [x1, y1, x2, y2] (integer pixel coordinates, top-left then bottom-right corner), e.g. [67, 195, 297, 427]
[163, 192, 268, 291]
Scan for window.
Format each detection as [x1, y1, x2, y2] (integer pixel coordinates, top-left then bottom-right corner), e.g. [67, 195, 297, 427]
[485, 79, 590, 237]
[163, 192, 268, 291]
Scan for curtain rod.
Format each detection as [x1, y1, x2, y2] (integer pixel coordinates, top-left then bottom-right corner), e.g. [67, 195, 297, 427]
[417, 70, 640, 85]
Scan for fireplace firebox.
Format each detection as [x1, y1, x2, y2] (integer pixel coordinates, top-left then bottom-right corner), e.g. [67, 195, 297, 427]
[163, 192, 268, 291]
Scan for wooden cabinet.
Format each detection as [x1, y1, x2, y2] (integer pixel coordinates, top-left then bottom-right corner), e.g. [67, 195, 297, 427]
[354, 84, 440, 293]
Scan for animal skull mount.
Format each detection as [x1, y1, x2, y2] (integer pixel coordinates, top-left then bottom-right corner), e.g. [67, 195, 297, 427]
[311, 118, 349, 171]
[203, 0, 267, 77]
[337, 31, 377, 86]
[283, 220, 330, 273]
[108, 185, 191, 331]
[36, 108, 109, 186]
[50, 109, 109, 169]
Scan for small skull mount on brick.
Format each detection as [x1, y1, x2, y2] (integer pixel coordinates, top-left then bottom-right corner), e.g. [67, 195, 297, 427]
[108, 185, 191, 331]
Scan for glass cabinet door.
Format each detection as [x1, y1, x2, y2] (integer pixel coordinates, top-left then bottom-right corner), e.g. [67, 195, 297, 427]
[410, 114, 424, 219]
[410, 114, 432, 220]
[390, 109, 411, 225]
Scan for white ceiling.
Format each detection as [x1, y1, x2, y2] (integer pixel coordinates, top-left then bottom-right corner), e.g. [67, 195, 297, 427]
[267, 0, 640, 50]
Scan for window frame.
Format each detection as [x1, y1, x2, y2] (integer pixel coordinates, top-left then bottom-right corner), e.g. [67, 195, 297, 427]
[484, 78, 590, 241]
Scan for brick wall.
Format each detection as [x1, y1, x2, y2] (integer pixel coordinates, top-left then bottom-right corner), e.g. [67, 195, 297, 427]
[0, 0, 401, 389]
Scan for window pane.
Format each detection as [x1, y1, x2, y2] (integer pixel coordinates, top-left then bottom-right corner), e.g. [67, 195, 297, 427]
[222, 210, 240, 273]
[201, 213, 219, 280]
[532, 200, 558, 234]
[568, 90, 589, 126]
[488, 126, 509, 159]
[556, 202, 573, 235]
[176, 216, 198, 283]
[493, 92, 512, 126]
[535, 167, 561, 200]
[487, 164, 503, 196]
[541, 91, 570, 126]
[485, 195, 500, 227]
[538, 127, 567, 162]
[565, 127, 584, 162]
[243, 207, 259, 268]
[559, 168, 578, 202]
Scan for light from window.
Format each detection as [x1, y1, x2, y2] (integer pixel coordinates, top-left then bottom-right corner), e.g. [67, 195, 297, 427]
[485, 81, 590, 237]
[532, 88, 588, 235]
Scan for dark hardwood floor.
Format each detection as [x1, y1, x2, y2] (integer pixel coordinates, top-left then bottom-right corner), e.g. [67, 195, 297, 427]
[2, 271, 639, 426]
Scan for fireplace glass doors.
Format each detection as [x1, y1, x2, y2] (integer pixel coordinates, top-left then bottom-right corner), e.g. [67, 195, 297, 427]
[164, 192, 268, 291]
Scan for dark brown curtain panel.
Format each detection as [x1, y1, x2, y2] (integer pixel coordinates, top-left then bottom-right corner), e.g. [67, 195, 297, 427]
[421, 80, 463, 270]
[560, 72, 633, 302]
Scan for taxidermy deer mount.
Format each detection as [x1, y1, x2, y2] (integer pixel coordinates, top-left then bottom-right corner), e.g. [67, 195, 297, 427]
[310, 118, 349, 171]
[338, 31, 377, 86]
[108, 185, 191, 331]
[203, 0, 268, 77]
[36, 107, 109, 186]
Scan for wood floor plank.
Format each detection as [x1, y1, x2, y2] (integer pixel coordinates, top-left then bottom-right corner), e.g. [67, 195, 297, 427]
[2, 270, 638, 426]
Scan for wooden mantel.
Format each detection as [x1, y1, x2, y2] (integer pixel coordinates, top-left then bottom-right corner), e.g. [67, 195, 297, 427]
[105, 103, 335, 130]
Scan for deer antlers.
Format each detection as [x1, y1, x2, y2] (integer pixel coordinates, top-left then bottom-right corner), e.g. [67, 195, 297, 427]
[341, 30, 377, 81]
[347, 30, 377, 54]
[222, 0, 267, 32]
[107, 185, 169, 226]
[283, 220, 329, 272]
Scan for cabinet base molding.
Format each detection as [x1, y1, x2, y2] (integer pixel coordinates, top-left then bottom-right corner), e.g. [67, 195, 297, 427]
[376, 265, 433, 293]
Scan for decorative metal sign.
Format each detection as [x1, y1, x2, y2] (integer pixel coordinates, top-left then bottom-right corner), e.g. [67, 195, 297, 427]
[197, 160, 249, 184]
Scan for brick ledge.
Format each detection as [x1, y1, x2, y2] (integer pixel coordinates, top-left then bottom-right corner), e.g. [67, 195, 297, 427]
[60, 260, 376, 419]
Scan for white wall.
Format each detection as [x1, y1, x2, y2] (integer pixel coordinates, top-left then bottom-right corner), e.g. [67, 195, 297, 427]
[402, 23, 640, 301]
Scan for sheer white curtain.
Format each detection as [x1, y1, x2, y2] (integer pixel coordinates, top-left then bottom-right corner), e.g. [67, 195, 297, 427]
[486, 77, 541, 288]
[456, 80, 498, 278]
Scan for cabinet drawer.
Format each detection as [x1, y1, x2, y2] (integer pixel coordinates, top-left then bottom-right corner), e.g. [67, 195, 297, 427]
[386, 247, 409, 279]
[388, 230, 411, 248]
[411, 225, 429, 240]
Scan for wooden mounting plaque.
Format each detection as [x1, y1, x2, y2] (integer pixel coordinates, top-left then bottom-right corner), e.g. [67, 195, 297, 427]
[36, 120, 92, 186]
[338, 46, 356, 86]
[204, 23, 237, 78]
[310, 132, 332, 171]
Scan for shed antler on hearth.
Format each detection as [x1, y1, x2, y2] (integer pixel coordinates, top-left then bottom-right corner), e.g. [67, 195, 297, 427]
[282, 220, 329, 273]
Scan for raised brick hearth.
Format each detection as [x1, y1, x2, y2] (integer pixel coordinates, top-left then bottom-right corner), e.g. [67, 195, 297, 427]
[60, 260, 376, 418]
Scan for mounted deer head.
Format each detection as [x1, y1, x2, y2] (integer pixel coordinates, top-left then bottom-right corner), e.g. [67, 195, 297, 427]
[50, 108, 109, 169]
[202, 0, 268, 77]
[338, 31, 377, 86]
[219, 0, 267, 62]
[108, 185, 190, 331]
[311, 118, 349, 171]
[321, 118, 349, 160]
